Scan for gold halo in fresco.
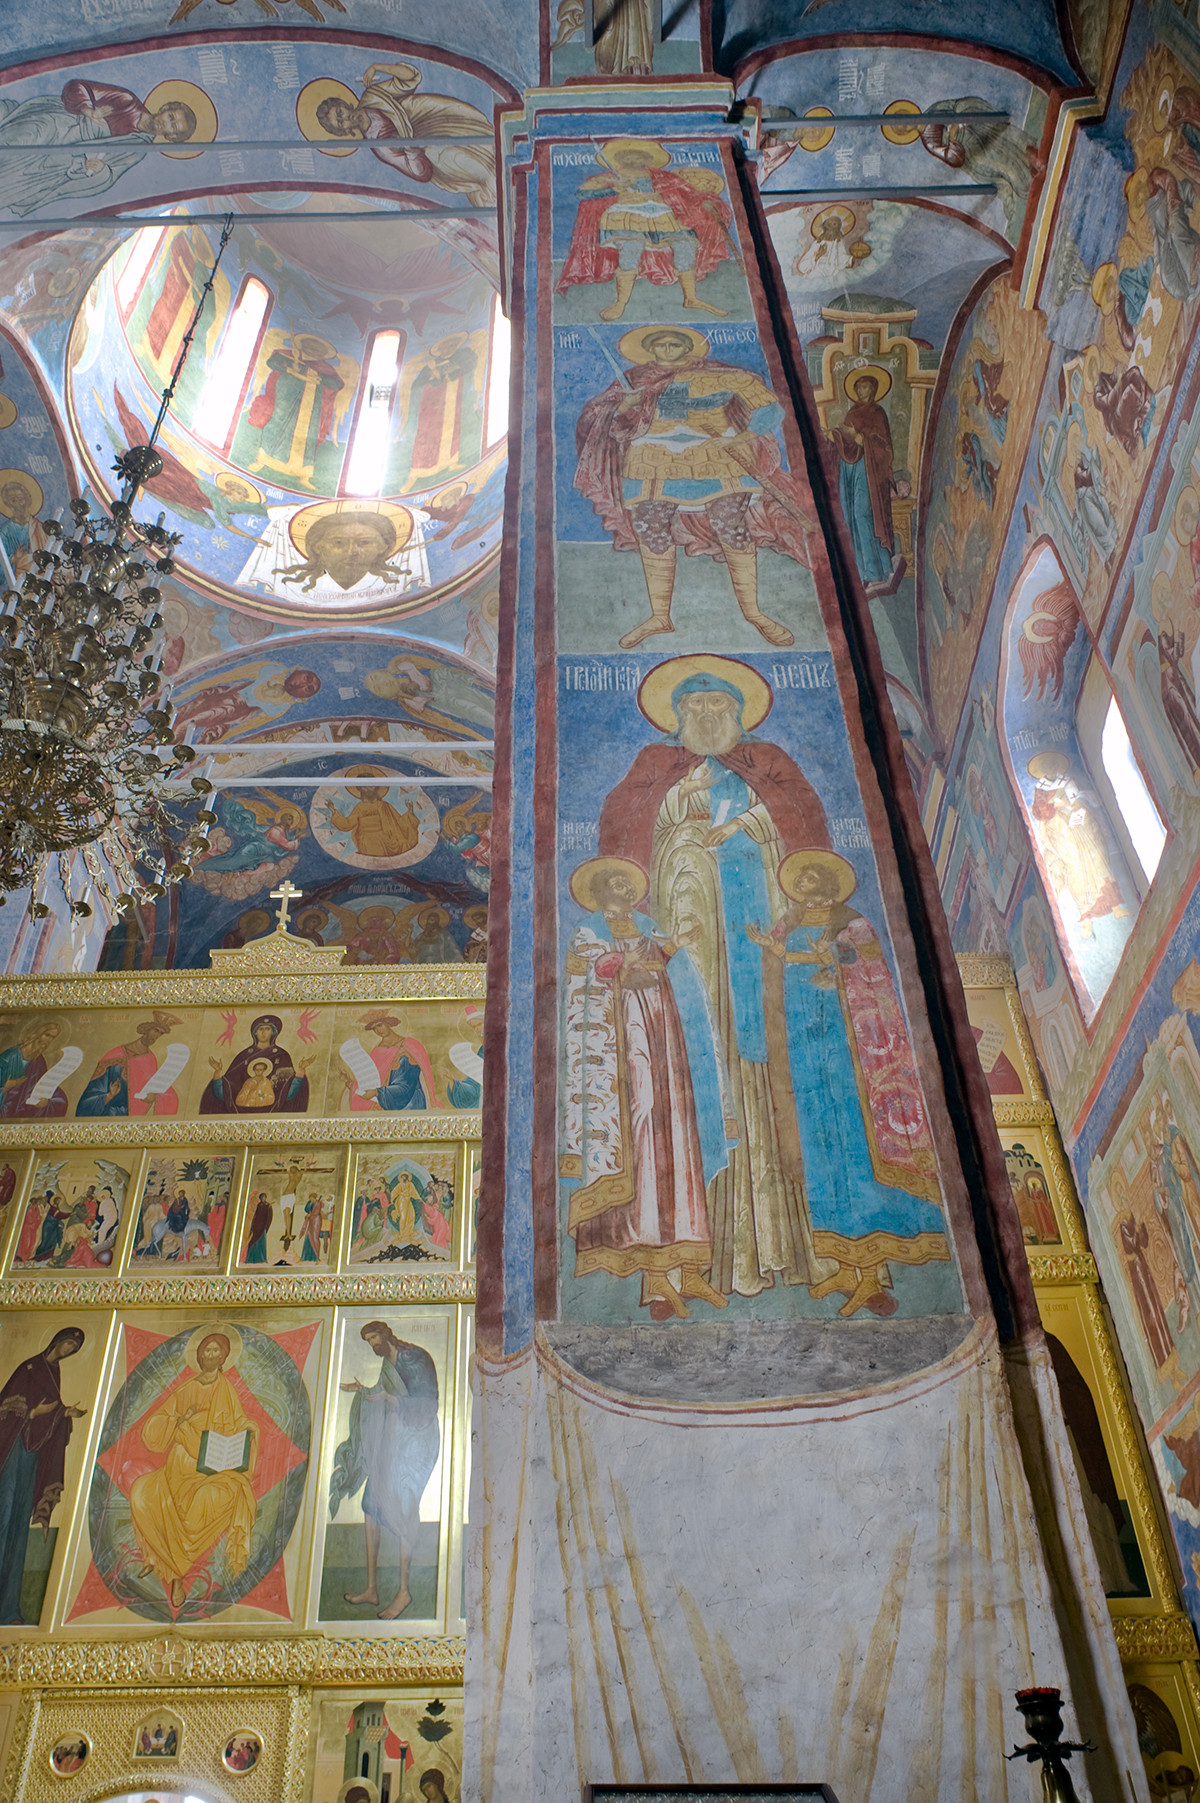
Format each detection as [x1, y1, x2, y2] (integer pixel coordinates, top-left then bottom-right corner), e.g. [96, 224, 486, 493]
[1027, 751, 1071, 782]
[881, 100, 923, 145]
[598, 138, 672, 170]
[569, 856, 650, 913]
[637, 654, 773, 734]
[296, 77, 361, 157]
[145, 80, 217, 159]
[842, 362, 892, 400]
[618, 324, 710, 365]
[287, 499, 414, 559]
[289, 332, 337, 360]
[214, 471, 263, 505]
[1090, 262, 1120, 313]
[0, 394, 17, 431]
[1156, 78, 1176, 130]
[811, 203, 856, 239]
[778, 848, 858, 904]
[184, 1321, 244, 1372]
[0, 469, 43, 516]
[796, 106, 835, 152]
[1175, 485, 1199, 547]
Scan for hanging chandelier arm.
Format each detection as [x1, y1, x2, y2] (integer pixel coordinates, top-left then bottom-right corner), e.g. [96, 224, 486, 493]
[118, 211, 236, 510]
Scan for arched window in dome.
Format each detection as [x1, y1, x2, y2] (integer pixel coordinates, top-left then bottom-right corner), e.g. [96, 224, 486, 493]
[1001, 543, 1162, 1018]
[343, 327, 405, 499]
[483, 290, 510, 452]
[115, 224, 167, 313]
[192, 273, 271, 456]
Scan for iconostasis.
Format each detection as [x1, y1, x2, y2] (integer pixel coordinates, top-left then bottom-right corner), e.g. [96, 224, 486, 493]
[0, 956, 477, 1803]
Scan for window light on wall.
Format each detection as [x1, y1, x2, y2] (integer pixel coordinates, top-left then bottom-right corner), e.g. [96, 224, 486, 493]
[1101, 696, 1166, 881]
[116, 225, 168, 313]
[483, 293, 510, 451]
[343, 328, 402, 498]
[192, 275, 271, 452]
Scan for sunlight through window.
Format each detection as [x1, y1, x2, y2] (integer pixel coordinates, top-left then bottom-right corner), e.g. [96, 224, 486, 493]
[343, 328, 402, 498]
[116, 225, 167, 313]
[483, 293, 510, 451]
[192, 275, 271, 452]
[1101, 696, 1166, 881]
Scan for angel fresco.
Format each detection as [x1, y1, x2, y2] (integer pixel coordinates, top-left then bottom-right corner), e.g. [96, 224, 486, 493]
[299, 62, 495, 208]
[556, 140, 735, 322]
[916, 98, 1036, 241]
[193, 794, 307, 902]
[200, 1013, 314, 1115]
[0, 77, 208, 218]
[574, 326, 815, 649]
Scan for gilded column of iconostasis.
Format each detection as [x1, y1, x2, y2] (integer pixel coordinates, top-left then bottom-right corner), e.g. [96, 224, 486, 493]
[0, 6, 526, 1798]
[474, 5, 1151, 1778]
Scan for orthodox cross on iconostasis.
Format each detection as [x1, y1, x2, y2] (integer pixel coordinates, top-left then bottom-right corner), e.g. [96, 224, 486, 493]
[270, 880, 303, 932]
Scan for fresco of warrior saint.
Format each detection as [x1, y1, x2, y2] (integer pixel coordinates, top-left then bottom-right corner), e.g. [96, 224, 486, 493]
[574, 326, 815, 648]
[556, 139, 736, 321]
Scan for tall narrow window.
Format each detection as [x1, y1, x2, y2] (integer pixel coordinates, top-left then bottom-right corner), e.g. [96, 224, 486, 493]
[483, 293, 510, 451]
[116, 225, 167, 316]
[343, 329, 402, 498]
[1101, 696, 1166, 881]
[192, 276, 271, 453]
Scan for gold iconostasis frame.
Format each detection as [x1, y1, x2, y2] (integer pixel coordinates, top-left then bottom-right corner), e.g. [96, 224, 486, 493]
[958, 955, 1200, 1789]
[0, 956, 480, 1803]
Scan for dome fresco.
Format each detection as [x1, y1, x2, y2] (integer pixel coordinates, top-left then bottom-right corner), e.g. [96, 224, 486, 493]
[66, 205, 507, 620]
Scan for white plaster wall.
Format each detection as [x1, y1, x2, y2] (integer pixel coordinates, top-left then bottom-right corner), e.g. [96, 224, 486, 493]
[466, 1326, 1145, 1803]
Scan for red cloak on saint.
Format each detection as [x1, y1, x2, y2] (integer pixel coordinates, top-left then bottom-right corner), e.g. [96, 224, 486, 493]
[598, 741, 830, 875]
[574, 355, 815, 566]
[556, 169, 734, 291]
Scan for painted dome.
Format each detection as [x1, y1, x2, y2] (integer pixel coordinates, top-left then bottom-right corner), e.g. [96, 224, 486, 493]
[66, 200, 507, 621]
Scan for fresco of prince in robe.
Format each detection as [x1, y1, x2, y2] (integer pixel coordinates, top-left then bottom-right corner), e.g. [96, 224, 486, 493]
[559, 653, 956, 1323]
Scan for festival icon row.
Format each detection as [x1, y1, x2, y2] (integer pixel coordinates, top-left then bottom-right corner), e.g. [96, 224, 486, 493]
[0, 1140, 479, 1279]
[0, 997, 483, 1121]
[3, 1303, 471, 1637]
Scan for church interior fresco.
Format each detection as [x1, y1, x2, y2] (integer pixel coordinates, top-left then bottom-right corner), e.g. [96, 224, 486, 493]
[17, 0, 1200, 1797]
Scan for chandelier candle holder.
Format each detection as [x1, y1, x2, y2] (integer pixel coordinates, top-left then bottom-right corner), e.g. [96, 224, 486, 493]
[0, 217, 235, 911]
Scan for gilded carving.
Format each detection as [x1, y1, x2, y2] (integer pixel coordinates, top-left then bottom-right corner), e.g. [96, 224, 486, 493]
[0, 1112, 481, 1150]
[0, 1271, 475, 1310]
[1112, 1614, 1200, 1661]
[0, 1636, 466, 1688]
[1027, 1253, 1099, 1284]
[990, 1100, 1057, 1127]
[0, 968, 485, 1011]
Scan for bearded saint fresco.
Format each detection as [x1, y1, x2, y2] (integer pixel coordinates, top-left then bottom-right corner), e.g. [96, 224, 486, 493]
[574, 326, 814, 650]
[561, 654, 953, 1320]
